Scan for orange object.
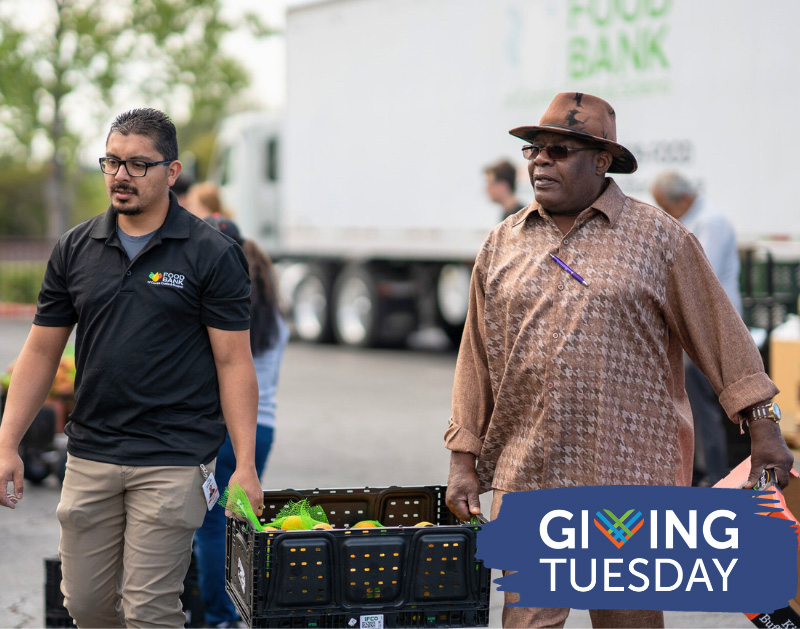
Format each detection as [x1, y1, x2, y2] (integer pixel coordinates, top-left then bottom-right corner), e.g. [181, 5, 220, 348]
[714, 457, 800, 624]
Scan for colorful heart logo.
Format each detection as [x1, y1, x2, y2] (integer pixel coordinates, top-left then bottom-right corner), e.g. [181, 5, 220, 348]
[594, 509, 644, 548]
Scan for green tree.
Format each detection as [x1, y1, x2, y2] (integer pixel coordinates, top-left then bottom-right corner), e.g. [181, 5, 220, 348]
[0, 159, 47, 237]
[0, 0, 271, 239]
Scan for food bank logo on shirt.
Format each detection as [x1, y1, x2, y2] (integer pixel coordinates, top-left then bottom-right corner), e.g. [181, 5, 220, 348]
[477, 486, 797, 613]
[148, 271, 185, 289]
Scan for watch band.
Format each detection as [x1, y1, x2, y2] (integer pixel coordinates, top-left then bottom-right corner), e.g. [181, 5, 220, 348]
[743, 401, 781, 423]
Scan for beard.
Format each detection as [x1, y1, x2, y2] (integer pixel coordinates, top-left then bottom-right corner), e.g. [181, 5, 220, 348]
[110, 183, 142, 216]
[113, 205, 142, 216]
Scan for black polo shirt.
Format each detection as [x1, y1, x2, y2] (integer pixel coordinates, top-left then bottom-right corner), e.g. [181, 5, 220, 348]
[34, 193, 251, 466]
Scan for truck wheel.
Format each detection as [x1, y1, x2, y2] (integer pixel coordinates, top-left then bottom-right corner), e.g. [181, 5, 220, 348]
[333, 265, 418, 348]
[332, 266, 382, 347]
[292, 265, 334, 343]
[436, 264, 471, 345]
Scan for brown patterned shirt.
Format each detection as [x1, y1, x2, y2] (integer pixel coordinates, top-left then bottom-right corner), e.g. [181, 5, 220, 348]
[445, 179, 776, 493]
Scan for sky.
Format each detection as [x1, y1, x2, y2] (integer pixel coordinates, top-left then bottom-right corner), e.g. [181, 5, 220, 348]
[219, 0, 294, 110]
[1, 0, 307, 162]
[221, 1, 332, 108]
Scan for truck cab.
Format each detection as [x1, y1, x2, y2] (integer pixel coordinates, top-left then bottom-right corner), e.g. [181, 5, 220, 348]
[213, 111, 282, 255]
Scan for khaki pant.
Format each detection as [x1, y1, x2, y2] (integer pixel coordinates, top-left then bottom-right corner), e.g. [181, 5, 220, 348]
[490, 490, 665, 629]
[56, 454, 210, 628]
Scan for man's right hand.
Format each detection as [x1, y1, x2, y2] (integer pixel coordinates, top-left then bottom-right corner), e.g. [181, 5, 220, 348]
[0, 448, 24, 509]
[446, 451, 481, 521]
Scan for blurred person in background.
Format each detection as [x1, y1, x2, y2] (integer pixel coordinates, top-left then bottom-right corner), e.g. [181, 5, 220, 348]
[193, 211, 289, 628]
[445, 92, 793, 628]
[651, 170, 742, 486]
[184, 181, 233, 220]
[171, 171, 196, 207]
[0, 108, 263, 627]
[484, 159, 526, 221]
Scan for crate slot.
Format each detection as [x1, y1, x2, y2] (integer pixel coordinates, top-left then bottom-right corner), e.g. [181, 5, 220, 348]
[342, 536, 405, 605]
[274, 538, 333, 607]
[412, 533, 472, 602]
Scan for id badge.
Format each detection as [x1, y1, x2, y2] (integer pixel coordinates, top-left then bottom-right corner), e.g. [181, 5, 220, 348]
[200, 464, 220, 511]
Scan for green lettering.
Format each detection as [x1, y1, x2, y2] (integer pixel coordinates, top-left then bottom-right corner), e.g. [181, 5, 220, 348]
[567, 37, 591, 78]
[647, 0, 672, 18]
[617, 31, 643, 72]
[592, 34, 615, 74]
[647, 24, 670, 69]
[567, 0, 589, 29]
[616, 0, 642, 22]
[589, 0, 613, 27]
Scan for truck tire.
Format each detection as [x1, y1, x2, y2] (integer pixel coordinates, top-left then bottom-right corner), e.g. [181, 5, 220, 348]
[332, 265, 417, 348]
[435, 264, 471, 346]
[292, 265, 335, 343]
[332, 265, 383, 347]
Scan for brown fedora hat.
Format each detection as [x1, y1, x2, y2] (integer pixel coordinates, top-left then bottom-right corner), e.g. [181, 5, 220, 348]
[509, 92, 637, 174]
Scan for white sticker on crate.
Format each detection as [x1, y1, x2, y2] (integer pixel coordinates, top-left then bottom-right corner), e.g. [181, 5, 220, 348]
[237, 557, 246, 594]
[359, 614, 384, 628]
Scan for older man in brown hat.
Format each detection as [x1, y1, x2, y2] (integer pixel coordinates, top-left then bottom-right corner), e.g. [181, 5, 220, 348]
[444, 92, 793, 628]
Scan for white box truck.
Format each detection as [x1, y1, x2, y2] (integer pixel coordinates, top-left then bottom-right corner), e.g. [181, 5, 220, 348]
[213, 0, 800, 347]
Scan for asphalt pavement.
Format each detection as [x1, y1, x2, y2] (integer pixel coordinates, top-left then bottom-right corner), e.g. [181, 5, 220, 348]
[0, 317, 761, 628]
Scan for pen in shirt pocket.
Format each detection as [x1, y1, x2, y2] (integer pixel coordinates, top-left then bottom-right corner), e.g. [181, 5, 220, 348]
[549, 253, 589, 286]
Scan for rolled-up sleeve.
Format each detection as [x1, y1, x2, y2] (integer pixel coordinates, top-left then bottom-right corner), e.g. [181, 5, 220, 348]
[445, 237, 495, 455]
[664, 233, 777, 419]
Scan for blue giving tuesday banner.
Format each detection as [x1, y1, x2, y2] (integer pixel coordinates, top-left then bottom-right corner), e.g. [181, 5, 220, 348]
[477, 486, 798, 613]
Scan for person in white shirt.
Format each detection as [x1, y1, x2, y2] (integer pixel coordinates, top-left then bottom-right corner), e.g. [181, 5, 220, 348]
[651, 170, 741, 485]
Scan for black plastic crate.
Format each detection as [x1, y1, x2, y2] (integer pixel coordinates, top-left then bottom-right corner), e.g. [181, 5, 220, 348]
[45, 555, 208, 627]
[225, 485, 491, 628]
[44, 557, 73, 628]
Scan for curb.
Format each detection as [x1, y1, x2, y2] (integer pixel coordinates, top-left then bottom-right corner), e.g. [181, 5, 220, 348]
[0, 303, 37, 320]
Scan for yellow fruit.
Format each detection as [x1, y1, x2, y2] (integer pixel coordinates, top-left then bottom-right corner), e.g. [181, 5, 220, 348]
[414, 521, 434, 527]
[281, 515, 305, 530]
[352, 521, 377, 528]
[264, 526, 279, 531]
[313, 522, 333, 530]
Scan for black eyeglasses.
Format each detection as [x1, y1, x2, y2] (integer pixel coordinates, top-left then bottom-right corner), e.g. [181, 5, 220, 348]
[99, 157, 172, 177]
[521, 144, 598, 161]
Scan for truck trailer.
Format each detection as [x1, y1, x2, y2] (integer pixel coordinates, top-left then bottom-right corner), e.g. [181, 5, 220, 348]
[213, 0, 800, 348]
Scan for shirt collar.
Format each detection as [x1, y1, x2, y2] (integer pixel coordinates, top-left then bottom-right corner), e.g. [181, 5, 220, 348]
[90, 191, 190, 242]
[513, 177, 626, 228]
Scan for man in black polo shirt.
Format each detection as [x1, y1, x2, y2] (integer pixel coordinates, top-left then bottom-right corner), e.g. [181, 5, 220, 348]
[0, 108, 263, 627]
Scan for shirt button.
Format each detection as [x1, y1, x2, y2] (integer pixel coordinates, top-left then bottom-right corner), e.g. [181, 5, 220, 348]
[557, 284, 565, 291]
[562, 238, 569, 245]
[126, 271, 132, 276]
[547, 382, 555, 389]
[552, 332, 560, 339]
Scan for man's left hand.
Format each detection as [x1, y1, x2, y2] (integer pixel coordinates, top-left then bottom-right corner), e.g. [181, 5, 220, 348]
[745, 418, 795, 489]
[225, 466, 263, 520]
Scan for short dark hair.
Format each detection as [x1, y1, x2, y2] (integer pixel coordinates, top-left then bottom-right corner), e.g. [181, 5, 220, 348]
[107, 108, 179, 162]
[484, 160, 517, 193]
[171, 172, 195, 196]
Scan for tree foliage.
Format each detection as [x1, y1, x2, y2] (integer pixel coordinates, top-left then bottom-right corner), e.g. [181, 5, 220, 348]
[0, 0, 272, 238]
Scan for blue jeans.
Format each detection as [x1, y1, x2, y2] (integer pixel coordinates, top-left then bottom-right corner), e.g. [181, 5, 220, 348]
[193, 425, 273, 625]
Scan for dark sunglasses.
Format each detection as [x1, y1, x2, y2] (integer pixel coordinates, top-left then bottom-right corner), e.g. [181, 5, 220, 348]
[521, 144, 599, 161]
